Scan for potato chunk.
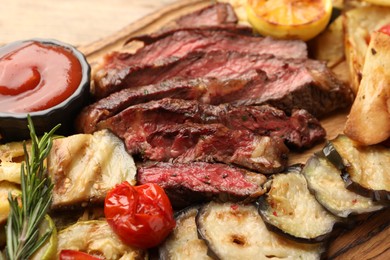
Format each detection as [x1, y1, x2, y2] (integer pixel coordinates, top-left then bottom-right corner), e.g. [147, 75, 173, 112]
[344, 31, 390, 145]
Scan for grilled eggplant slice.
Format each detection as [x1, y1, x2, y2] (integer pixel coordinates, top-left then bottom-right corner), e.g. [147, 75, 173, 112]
[57, 220, 147, 259]
[48, 130, 137, 209]
[327, 135, 390, 202]
[258, 166, 340, 243]
[159, 206, 211, 260]
[196, 202, 325, 260]
[302, 155, 384, 218]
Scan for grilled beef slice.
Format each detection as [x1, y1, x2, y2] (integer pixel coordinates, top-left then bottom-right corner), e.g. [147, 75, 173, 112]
[100, 121, 288, 174]
[90, 98, 325, 149]
[94, 50, 353, 116]
[162, 2, 238, 30]
[94, 31, 308, 99]
[137, 162, 267, 208]
[77, 76, 240, 133]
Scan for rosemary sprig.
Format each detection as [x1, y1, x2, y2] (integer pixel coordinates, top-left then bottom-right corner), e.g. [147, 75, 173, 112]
[5, 116, 60, 260]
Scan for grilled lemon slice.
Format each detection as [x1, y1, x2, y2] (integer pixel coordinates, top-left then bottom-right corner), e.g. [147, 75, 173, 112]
[246, 0, 333, 41]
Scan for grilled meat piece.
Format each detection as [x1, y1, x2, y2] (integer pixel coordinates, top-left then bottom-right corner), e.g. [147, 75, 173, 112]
[94, 50, 352, 116]
[162, 2, 238, 30]
[137, 162, 267, 208]
[95, 34, 308, 99]
[78, 75, 258, 133]
[128, 25, 254, 45]
[87, 98, 325, 149]
[100, 121, 288, 173]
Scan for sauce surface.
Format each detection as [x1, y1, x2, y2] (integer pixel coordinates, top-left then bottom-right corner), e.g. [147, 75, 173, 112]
[0, 41, 82, 113]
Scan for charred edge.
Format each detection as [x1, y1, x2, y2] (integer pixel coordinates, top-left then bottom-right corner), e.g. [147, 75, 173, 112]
[317, 141, 345, 170]
[195, 205, 221, 260]
[257, 194, 341, 244]
[341, 170, 390, 203]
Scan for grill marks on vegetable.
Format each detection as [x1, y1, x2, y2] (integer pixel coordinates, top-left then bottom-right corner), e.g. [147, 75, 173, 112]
[302, 155, 384, 218]
[323, 135, 390, 202]
[194, 202, 325, 259]
[258, 165, 341, 243]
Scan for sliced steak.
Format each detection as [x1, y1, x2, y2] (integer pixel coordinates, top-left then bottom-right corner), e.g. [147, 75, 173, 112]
[128, 25, 253, 45]
[102, 121, 288, 174]
[163, 2, 238, 30]
[137, 162, 267, 208]
[95, 30, 308, 99]
[93, 50, 353, 116]
[127, 26, 306, 66]
[91, 98, 325, 149]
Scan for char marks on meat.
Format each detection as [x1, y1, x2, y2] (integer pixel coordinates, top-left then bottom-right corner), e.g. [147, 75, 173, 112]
[137, 162, 267, 208]
[100, 120, 288, 174]
[91, 98, 325, 149]
[94, 50, 352, 116]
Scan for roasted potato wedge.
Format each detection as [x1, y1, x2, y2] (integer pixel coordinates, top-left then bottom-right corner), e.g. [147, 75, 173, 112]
[344, 31, 390, 145]
[344, 5, 390, 94]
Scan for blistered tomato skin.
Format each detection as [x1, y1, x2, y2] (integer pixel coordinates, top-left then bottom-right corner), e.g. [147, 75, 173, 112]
[59, 250, 102, 260]
[104, 182, 176, 249]
[0, 41, 82, 113]
[379, 24, 390, 36]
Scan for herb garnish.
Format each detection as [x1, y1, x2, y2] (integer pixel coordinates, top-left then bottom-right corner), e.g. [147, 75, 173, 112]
[6, 116, 60, 260]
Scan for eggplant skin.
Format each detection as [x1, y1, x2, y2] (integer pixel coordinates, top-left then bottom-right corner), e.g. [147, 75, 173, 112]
[159, 206, 212, 260]
[302, 155, 384, 218]
[328, 135, 390, 202]
[258, 167, 341, 243]
[196, 202, 325, 260]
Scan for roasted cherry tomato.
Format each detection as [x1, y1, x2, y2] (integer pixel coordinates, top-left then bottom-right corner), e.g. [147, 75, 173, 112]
[104, 182, 175, 249]
[59, 250, 102, 260]
[379, 24, 390, 36]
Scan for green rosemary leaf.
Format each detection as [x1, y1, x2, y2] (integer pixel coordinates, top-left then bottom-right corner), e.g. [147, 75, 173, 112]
[5, 116, 60, 260]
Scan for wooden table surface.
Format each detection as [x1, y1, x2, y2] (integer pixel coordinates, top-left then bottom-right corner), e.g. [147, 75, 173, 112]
[0, 0, 177, 47]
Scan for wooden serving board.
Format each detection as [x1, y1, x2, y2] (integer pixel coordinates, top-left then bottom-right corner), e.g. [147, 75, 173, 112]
[78, 0, 390, 258]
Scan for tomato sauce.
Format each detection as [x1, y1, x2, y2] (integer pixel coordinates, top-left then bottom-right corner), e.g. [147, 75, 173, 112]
[0, 41, 82, 113]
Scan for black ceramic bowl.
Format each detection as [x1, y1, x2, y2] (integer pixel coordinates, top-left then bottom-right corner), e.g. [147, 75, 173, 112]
[0, 39, 90, 142]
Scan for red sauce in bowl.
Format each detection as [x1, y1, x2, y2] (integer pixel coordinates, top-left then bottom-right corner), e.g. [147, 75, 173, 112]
[0, 41, 82, 113]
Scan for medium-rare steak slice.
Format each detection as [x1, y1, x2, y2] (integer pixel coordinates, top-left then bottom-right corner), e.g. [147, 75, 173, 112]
[101, 121, 288, 174]
[94, 29, 308, 99]
[137, 162, 267, 208]
[94, 50, 353, 116]
[77, 76, 242, 133]
[128, 25, 253, 45]
[90, 98, 325, 149]
[162, 2, 238, 30]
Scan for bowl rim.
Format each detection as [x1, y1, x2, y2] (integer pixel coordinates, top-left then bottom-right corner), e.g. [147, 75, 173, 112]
[0, 38, 91, 119]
